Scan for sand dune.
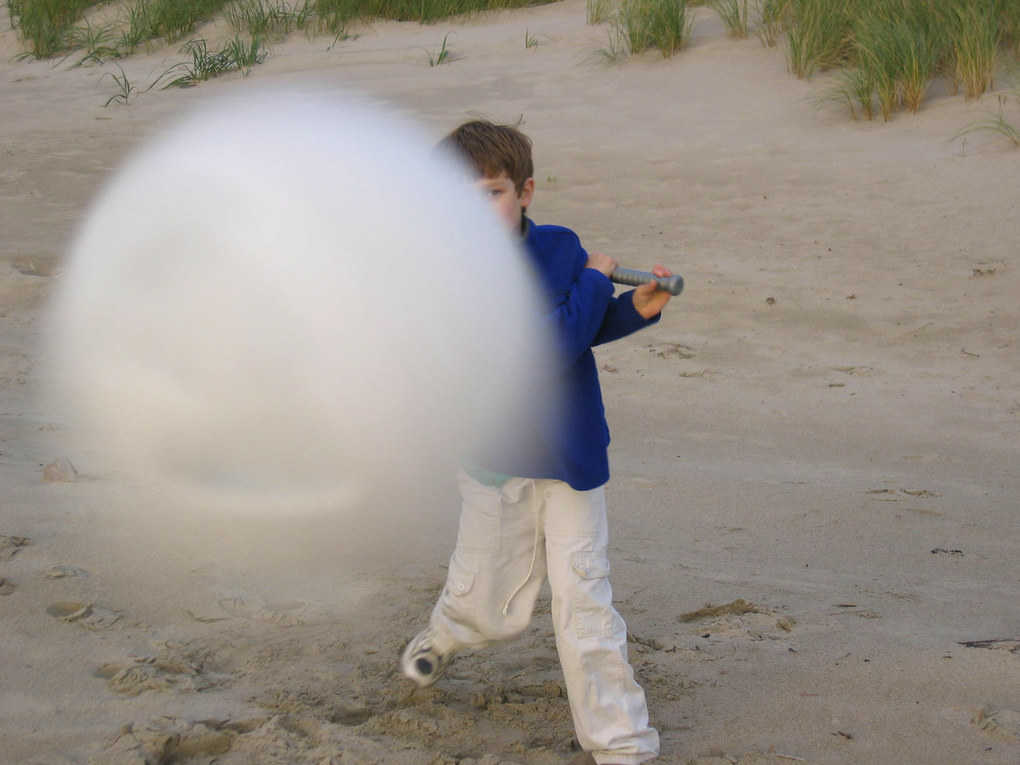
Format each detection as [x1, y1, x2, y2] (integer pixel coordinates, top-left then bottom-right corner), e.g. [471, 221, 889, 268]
[1, 2, 1018, 763]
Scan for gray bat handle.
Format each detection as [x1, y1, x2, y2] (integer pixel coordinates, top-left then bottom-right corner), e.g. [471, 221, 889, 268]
[610, 267, 684, 296]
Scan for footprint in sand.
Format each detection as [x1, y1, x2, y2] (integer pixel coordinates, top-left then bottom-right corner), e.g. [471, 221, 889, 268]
[647, 342, 696, 360]
[0, 577, 14, 595]
[44, 564, 89, 579]
[217, 596, 309, 626]
[973, 706, 1020, 743]
[0, 534, 30, 561]
[689, 753, 818, 764]
[89, 717, 235, 765]
[675, 599, 797, 642]
[42, 457, 78, 482]
[46, 601, 121, 630]
[96, 650, 231, 697]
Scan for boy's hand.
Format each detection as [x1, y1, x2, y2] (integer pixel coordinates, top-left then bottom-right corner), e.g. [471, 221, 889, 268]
[585, 251, 618, 278]
[632, 265, 674, 319]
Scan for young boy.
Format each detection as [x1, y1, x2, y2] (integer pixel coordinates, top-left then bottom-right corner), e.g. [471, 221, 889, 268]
[401, 120, 674, 765]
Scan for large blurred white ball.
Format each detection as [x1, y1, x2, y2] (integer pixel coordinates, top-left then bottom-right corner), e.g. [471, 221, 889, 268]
[46, 89, 551, 514]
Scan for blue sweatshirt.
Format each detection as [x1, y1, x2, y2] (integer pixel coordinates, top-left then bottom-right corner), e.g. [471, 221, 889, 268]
[474, 218, 659, 491]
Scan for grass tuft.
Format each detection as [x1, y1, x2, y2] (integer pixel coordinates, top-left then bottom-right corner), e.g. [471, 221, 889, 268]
[596, 19, 629, 62]
[820, 66, 875, 120]
[312, 0, 554, 34]
[8, 0, 98, 57]
[427, 32, 451, 66]
[66, 17, 119, 65]
[157, 35, 266, 87]
[225, 0, 312, 40]
[785, 0, 854, 78]
[948, 1, 1000, 98]
[755, 0, 789, 47]
[711, 0, 750, 39]
[586, 0, 612, 25]
[102, 63, 133, 106]
[797, 0, 1019, 121]
[954, 91, 1020, 145]
[615, 0, 693, 58]
[9, 0, 559, 60]
[115, 0, 236, 51]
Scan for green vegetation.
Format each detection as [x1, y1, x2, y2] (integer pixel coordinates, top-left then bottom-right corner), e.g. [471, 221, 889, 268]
[758, 0, 1020, 120]
[225, 0, 314, 39]
[8, 0, 549, 59]
[102, 63, 134, 105]
[120, 0, 234, 49]
[610, 0, 694, 58]
[66, 17, 119, 64]
[785, 0, 853, 78]
[312, 0, 548, 34]
[427, 31, 451, 65]
[948, 1, 1000, 98]
[10, 0, 1018, 123]
[711, 0, 750, 39]
[755, 0, 788, 47]
[954, 90, 1020, 145]
[8, 0, 97, 57]
[586, 0, 611, 25]
[157, 35, 267, 86]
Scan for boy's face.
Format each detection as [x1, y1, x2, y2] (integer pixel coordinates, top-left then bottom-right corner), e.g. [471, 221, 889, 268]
[476, 172, 535, 234]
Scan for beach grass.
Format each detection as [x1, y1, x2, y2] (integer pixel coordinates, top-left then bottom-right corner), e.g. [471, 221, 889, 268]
[586, 0, 611, 25]
[711, 0, 749, 39]
[66, 17, 119, 64]
[118, 0, 233, 48]
[782, 0, 1020, 120]
[157, 34, 266, 86]
[8, 0, 98, 57]
[427, 31, 451, 64]
[312, 0, 550, 31]
[853, 6, 940, 117]
[9, 0, 1018, 116]
[953, 74, 1019, 145]
[614, 0, 693, 58]
[821, 65, 875, 120]
[954, 98, 1019, 145]
[785, 0, 854, 78]
[8, 0, 552, 58]
[225, 0, 313, 39]
[102, 62, 133, 105]
[947, 1, 1000, 98]
[755, 0, 789, 47]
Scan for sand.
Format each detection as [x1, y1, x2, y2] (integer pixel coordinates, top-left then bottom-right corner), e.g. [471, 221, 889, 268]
[1, 2, 1018, 763]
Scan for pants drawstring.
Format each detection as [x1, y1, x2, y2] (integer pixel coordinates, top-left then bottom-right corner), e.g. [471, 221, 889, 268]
[502, 480, 541, 616]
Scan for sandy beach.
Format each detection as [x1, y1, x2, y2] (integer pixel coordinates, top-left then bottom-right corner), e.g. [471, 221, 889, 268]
[1, 2, 1018, 763]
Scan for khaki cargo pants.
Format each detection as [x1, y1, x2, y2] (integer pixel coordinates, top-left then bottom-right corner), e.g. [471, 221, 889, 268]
[428, 470, 659, 765]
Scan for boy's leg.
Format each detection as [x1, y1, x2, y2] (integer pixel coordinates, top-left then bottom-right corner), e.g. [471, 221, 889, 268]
[403, 471, 548, 684]
[542, 481, 659, 765]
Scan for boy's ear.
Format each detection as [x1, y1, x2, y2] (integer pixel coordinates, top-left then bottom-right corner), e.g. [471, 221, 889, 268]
[519, 177, 535, 208]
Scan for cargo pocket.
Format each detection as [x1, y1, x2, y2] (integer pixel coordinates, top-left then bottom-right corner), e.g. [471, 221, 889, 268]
[446, 557, 476, 598]
[571, 551, 611, 580]
[456, 470, 502, 553]
[571, 551, 615, 639]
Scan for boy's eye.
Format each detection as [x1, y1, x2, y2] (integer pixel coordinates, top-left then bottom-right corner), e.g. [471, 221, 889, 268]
[488, 188, 502, 197]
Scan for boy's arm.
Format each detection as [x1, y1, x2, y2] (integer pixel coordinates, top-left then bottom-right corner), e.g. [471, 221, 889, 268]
[549, 265, 616, 362]
[591, 290, 659, 346]
[592, 264, 673, 346]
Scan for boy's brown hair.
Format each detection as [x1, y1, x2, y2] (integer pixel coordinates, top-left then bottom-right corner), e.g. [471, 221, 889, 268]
[439, 120, 534, 194]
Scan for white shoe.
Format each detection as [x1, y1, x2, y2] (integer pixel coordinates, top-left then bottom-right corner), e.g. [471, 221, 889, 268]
[400, 628, 454, 687]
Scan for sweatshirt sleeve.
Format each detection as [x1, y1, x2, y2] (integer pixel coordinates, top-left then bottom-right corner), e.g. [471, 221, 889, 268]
[592, 288, 661, 346]
[549, 267, 616, 362]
